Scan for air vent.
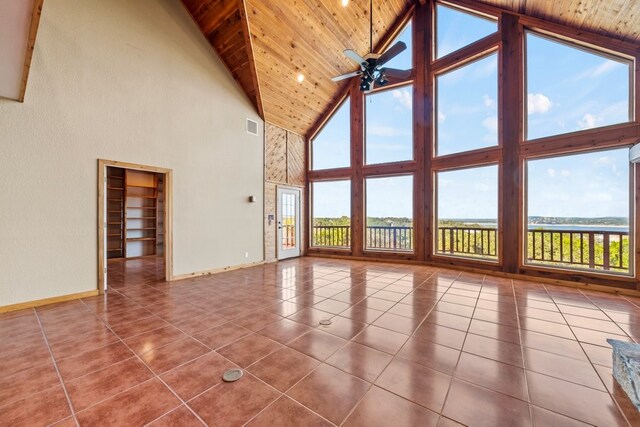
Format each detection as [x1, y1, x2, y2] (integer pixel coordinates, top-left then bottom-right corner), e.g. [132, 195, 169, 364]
[246, 119, 259, 136]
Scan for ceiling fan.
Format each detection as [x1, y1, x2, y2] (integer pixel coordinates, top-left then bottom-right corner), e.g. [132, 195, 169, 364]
[331, 0, 411, 91]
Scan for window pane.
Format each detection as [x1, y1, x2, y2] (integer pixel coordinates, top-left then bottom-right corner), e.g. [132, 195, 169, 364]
[311, 180, 351, 248]
[436, 4, 497, 59]
[311, 97, 350, 170]
[436, 54, 498, 156]
[365, 175, 414, 251]
[526, 149, 631, 274]
[436, 165, 498, 260]
[526, 33, 631, 140]
[366, 85, 413, 164]
[382, 21, 412, 70]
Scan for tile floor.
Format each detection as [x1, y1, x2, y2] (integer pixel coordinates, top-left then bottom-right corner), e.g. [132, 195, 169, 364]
[1, 256, 640, 426]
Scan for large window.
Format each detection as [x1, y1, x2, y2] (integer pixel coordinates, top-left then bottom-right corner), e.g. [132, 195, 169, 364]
[311, 97, 350, 170]
[365, 175, 414, 252]
[382, 21, 413, 70]
[311, 180, 351, 248]
[435, 165, 499, 261]
[436, 53, 498, 156]
[435, 3, 497, 59]
[526, 149, 631, 274]
[526, 33, 632, 140]
[365, 85, 414, 164]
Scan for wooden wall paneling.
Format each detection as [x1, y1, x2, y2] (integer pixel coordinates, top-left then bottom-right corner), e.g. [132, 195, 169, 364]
[414, 2, 428, 261]
[264, 182, 277, 262]
[265, 123, 288, 183]
[351, 82, 364, 256]
[286, 131, 306, 186]
[500, 13, 522, 273]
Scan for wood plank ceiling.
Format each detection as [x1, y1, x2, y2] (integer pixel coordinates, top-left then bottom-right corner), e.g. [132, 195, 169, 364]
[181, 0, 640, 137]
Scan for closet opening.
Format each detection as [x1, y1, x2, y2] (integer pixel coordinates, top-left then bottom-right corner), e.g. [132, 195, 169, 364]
[98, 160, 173, 293]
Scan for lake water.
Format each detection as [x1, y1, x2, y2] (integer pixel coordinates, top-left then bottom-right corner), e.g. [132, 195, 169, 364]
[470, 223, 629, 232]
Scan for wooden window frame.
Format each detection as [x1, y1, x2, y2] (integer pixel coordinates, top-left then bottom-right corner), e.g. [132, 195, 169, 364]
[305, 0, 640, 291]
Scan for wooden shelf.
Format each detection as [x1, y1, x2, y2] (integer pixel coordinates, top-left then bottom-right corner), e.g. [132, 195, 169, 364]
[127, 217, 156, 220]
[107, 248, 123, 252]
[127, 184, 155, 189]
[128, 227, 156, 231]
[127, 195, 156, 199]
[109, 176, 124, 180]
[107, 222, 123, 225]
[107, 187, 124, 190]
[107, 210, 122, 213]
[107, 233, 122, 237]
[108, 198, 123, 202]
[126, 237, 156, 241]
[126, 206, 156, 209]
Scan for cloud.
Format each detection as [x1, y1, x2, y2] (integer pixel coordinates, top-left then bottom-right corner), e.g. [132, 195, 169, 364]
[482, 116, 497, 133]
[578, 113, 597, 129]
[528, 93, 552, 114]
[547, 168, 556, 177]
[592, 60, 623, 77]
[594, 156, 614, 166]
[392, 89, 412, 109]
[473, 183, 492, 192]
[483, 95, 495, 108]
[367, 124, 407, 137]
[560, 170, 570, 176]
[438, 111, 446, 123]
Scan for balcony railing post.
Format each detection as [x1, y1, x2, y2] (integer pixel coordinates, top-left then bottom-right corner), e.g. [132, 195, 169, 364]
[603, 233, 610, 270]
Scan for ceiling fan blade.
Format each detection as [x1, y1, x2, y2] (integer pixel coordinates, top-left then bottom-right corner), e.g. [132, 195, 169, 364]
[331, 71, 362, 82]
[381, 68, 412, 80]
[377, 41, 407, 66]
[343, 49, 367, 66]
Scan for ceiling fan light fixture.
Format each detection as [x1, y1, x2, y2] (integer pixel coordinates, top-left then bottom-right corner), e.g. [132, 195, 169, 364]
[297, 73, 305, 83]
[341, 0, 349, 7]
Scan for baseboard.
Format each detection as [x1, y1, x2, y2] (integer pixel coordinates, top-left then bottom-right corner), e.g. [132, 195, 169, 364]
[0, 290, 100, 314]
[170, 260, 265, 281]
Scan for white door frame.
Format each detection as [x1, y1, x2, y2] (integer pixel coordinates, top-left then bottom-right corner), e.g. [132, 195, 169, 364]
[277, 186, 302, 259]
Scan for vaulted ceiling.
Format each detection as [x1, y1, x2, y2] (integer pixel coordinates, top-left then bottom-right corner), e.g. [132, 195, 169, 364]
[180, 0, 640, 137]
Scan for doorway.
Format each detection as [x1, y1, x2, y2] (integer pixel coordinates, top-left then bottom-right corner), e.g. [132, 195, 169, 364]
[98, 160, 173, 293]
[277, 186, 301, 259]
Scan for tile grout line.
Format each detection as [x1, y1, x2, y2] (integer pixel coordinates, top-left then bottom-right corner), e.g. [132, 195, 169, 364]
[33, 307, 80, 427]
[78, 299, 209, 427]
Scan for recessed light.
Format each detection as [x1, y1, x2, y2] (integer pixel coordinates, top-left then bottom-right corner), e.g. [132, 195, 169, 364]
[341, 0, 349, 6]
[297, 73, 305, 83]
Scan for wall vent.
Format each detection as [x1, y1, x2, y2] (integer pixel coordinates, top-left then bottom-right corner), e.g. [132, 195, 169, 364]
[246, 119, 259, 136]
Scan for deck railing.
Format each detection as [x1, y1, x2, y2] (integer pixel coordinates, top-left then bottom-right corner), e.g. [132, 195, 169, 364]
[527, 228, 629, 272]
[312, 225, 351, 247]
[436, 227, 498, 258]
[366, 226, 413, 251]
[311, 224, 630, 272]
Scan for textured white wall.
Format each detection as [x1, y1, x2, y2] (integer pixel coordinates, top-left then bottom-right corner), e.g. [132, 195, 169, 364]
[0, 0, 36, 100]
[0, 0, 265, 306]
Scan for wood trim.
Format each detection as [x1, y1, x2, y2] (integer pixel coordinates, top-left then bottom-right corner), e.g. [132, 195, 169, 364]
[414, 2, 428, 260]
[432, 33, 500, 74]
[18, 0, 44, 102]
[362, 161, 417, 176]
[521, 124, 640, 158]
[170, 261, 264, 281]
[98, 160, 173, 292]
[307, 253, 640, 295]
[0, 290, 99, 314]
[500, 13, 522, 273]
[432, 147, 502, 170]
[237, 0, 264, 118]
[449, 0, 640, 56]
[351, 82, 364, 256]
[308, 168, 352, 181]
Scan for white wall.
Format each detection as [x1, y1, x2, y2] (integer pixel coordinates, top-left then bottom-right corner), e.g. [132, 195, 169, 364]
[0, 0, 265, 306]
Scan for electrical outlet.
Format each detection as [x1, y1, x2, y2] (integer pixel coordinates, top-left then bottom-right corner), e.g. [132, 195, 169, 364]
[244, 252, 249, 258]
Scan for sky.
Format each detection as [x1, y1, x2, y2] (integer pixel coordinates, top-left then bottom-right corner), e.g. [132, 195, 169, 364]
[312, 5, 632, 222]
